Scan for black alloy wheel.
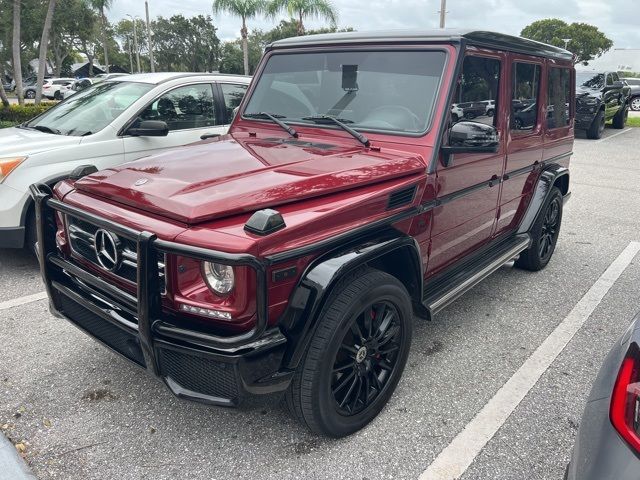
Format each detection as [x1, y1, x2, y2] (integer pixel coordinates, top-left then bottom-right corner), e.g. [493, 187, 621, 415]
[286, 269, 412, 437]
[516, 186, 563, 271]
[331, 301, 403, 416]
[538, 196, 561, 261]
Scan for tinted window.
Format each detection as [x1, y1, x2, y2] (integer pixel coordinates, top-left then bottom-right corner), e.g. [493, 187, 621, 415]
[220, 83, 248, 123]
[625, 78, 640, 86]
[451, 55, 500, 126]
[244, 50, 447, 134]
[141, 84, 217, 131]
[547, 67, 571, 129]
[576, 72, 604, 89]
[511, 62, 541, 131]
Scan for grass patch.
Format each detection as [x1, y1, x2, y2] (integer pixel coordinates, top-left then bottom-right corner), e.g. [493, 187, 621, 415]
[627, 116, 640, 127]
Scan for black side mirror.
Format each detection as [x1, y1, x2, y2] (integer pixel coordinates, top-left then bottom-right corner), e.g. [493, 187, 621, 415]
[441, 121, 499, 166]
[127, 120, 169, 137]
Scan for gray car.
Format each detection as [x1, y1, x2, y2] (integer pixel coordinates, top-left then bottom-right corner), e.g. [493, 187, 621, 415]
[567, 312, 640, 479]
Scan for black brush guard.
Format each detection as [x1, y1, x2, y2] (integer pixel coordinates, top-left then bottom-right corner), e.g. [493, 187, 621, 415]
[30, 183, 292, 406]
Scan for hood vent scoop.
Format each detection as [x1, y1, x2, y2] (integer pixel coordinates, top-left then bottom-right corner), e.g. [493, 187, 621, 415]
[387, 185, 417, 210]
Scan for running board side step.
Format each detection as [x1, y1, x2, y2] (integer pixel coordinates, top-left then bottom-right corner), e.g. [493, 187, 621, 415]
[423, 234, 531, 315]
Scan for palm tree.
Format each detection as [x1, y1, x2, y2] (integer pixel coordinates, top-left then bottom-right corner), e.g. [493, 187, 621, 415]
[89, 0, 112, 73]
[213, 0, 266, 76]
[35, 0, 57, 105]
[12, 0, 24, 105]
[267, 0, 337, 36]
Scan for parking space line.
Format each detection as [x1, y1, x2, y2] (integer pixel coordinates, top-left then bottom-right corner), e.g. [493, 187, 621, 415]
[595, 128, 632, 143]
[419, 241, 640, 480]
[0, 291, 48, 311]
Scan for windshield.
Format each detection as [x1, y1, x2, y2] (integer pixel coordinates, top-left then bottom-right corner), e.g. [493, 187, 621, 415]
[243, 50, 447, 135]
[25, 81, 154, 136]
[576, 72, 604, 89]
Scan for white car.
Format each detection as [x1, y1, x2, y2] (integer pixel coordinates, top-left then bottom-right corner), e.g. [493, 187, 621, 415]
[24, 78, 75, 100]
[0, 72, 251, 250]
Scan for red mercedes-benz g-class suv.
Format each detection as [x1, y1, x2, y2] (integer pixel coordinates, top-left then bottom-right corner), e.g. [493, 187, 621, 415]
[31, 30, 574, 437]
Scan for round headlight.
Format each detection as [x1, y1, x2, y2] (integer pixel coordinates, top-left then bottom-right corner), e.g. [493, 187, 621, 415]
[202, 262, 235, 295]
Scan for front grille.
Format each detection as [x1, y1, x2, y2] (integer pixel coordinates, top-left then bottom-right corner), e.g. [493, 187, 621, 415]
[67, 216, 166, 292]
[157, 348, 239, 401]
[58, 294, 146, 366]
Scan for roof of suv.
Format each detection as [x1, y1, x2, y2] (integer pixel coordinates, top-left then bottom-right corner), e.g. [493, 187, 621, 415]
[268, 29, 574, 61]
[106, 72, 251, 85]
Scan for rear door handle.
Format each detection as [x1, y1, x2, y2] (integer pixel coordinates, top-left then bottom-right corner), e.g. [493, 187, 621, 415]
[489, 174, 500, 187]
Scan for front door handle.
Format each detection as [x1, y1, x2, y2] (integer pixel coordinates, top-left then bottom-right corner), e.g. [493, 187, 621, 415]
[200, 133, 221, 140]
[489, 174, 500, 187]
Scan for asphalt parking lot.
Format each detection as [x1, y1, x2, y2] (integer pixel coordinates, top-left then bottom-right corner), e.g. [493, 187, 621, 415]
[1, 125, 639, 480]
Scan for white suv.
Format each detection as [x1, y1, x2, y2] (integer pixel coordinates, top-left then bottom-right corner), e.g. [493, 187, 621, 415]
[0, 72, 251, 250]
[24, 78, 75, 100]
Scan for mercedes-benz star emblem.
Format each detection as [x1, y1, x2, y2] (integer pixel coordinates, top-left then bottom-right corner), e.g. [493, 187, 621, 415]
[94, 229, 121, 272]
[134, 178, 149, 186]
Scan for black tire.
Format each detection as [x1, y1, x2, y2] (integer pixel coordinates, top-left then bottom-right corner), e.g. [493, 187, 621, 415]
[25, 90, 35, 99]
[451, 113, 459, 123]
[53, 90, 61, 100]
[464, 112, 476, 119]
[24, 207, 38, 256]
[286, 269, 413, 437]
[515, 186, 563, 271]
[586, 109, 605, 139]
[612, 105, 628, 129]
[487, 109, 494, 117]
[630, 97, 640, 112]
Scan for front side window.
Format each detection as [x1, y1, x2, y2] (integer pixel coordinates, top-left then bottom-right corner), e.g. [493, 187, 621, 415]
[24, 81, 154, 136]
[451, 55, 500, 126]
[140, 84, 217, 131]
[547, 67, 571, 129]
[220, 83, 248, 123]
[511, 62, 541, 131]
[243, 50, 447, 134]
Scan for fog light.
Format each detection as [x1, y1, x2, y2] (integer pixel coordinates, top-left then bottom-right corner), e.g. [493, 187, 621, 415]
[179, 303, 232, 320]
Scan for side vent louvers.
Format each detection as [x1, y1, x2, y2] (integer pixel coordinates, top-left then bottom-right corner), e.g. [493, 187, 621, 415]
[387, 186, 417, 210]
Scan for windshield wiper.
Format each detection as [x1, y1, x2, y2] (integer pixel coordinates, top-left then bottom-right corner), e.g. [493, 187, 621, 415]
[244, 112, 298, 138]
[302, 115, 370, 147]
[32, 125, 62, 135]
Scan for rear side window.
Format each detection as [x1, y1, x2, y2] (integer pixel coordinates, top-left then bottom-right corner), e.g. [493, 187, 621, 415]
[451, 55, 500, 126]
[547, 67, 571, 129]
[511, 62, 541, 131]
[220, 83, 248, 123]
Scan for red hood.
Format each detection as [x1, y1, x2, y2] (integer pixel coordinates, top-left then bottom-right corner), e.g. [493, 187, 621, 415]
[75, 134, 426, 224]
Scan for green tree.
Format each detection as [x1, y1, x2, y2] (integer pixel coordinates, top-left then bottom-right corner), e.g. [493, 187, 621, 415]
[521, 18, 613, 65]
[267, 0, 337, 36]
[212, 0, 266, 76]
[88, 0, 112, 72]
[152, 15, 220, 72]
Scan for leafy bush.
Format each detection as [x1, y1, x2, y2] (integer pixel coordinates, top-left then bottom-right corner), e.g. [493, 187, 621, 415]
[0, 103, 56, 123]
[0, 120, 18, 129]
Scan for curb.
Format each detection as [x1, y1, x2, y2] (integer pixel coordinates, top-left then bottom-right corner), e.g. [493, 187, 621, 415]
[0, 433, 36, 480]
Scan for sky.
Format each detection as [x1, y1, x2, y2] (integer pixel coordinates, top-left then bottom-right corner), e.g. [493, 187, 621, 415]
[109, 0, 639, 48]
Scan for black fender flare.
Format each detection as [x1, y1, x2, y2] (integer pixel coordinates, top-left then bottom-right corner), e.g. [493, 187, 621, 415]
[517, 164, 569, 236]
[278, 229, 422, 370]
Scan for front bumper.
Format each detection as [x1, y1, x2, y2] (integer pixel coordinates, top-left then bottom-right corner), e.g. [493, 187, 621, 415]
[30, 184, 293, 406]
[575, 112, 597, 130]
[0, 183, 29, 248]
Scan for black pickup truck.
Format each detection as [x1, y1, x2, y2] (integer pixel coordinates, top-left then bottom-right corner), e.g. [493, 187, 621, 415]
[575, 71, 630, 139]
